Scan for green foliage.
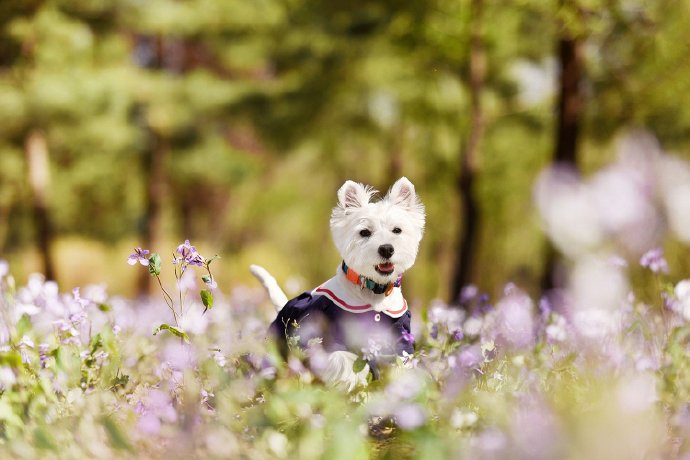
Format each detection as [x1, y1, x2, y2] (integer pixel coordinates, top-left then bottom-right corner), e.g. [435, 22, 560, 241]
[147, 253, 161, 276]
[152, 323, 190, 343]
[200, 288, 213, 312]
[2, 0, 690, 301]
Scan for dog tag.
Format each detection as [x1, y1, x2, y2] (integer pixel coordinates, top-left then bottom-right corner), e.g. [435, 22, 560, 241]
[374, 313, 381, 322]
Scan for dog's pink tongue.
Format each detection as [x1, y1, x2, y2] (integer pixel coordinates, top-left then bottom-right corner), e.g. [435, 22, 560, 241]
[377, 262, 394, 273]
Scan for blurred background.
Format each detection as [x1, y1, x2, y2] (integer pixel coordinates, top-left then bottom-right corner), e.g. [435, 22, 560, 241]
[1, 0, 690, 304]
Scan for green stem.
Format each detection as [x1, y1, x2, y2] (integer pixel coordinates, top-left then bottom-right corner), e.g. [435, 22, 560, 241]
[155, 274, 179, 326]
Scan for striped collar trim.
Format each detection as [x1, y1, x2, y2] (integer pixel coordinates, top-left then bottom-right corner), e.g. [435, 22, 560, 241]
[314, 285, 408, 318]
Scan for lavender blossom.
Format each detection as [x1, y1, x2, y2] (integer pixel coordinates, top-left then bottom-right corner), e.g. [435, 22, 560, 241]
[460, 284, 478, 304]
[18, 335, 34, 364]
[176, 240, 205, 267]
[127, 248, 150, 266]
[358, 338, 384, 362]
[457, 345, 483, 369]
[136, 389, 178, 435]
[493, 289, 535, 349]
[39, 343, 49, 369]
[401, 329, 415, 344]
[640, 247, 669, 274]
[393, 403, 426, 430]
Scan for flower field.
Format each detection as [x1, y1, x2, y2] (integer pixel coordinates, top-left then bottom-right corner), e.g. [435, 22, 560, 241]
[3, 138, 690, 459]
[0, 246, 689, 459]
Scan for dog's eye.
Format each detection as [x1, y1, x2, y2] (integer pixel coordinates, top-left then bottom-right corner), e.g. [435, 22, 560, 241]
[392, 227, 402, 234]
[359, 229, 372, 238]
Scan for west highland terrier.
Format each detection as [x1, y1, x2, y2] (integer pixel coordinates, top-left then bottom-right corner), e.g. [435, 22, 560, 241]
[251, 177, 425, 390]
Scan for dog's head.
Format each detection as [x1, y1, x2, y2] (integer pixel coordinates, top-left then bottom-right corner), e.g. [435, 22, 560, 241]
[330, 177, 425, 284]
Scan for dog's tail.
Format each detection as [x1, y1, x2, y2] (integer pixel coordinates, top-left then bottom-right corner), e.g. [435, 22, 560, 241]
[249, 264, 289, 312]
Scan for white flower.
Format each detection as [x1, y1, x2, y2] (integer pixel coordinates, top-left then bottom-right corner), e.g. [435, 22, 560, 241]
[451, 409, 479, 429]
[18, 335, 34, 349]
[674, 279, 690, 321]
[266, 431, 288, 458]
[463, 316, 483, 337]
[546, 315, 567, 342]
[0, 367, 16, 389]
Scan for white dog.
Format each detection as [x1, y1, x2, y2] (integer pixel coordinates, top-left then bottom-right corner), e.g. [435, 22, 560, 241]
[251, 177, 425, 391]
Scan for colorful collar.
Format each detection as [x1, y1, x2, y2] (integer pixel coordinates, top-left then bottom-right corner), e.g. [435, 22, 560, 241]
[341, 261, 402, 296]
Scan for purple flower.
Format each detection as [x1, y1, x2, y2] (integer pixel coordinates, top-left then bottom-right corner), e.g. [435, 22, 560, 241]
[127, 248, 150, 266]
[362, 338, 382, 360]
[188, 253, 205, 267]
[460, 284, 478, 304]
[135, 388, 179, 435]
[176, 239, 196, 259]
[495, 290, 535, 349]
[478, 294, 492, 313]
[175, 240, 205, 267]
[640, 247, 669, 274]
[393, 403, 426, 430]
[458, 345, 482, 369]
[451, 329, 464, 341]
[401, 330, 415, 343]
[39, 343, 49, 369]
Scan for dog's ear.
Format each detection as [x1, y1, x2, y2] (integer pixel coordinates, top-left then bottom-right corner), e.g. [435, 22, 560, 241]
[337, 181, 372, 209]
[388, 177, 425, 235]
[388, 177, 420, 210]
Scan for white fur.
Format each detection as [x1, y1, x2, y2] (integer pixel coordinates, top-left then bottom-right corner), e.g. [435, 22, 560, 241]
[330, 177, 425, 286]
[252, 177, 425, 391]
[250, 264, 288, 312]
[322, 350, 370, 392]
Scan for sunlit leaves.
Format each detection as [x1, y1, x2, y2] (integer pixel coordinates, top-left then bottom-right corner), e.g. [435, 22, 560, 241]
[152, 323, 190, 343]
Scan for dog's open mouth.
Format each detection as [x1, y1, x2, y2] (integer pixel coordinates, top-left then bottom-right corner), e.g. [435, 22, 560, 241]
[375, 262, 395, 275]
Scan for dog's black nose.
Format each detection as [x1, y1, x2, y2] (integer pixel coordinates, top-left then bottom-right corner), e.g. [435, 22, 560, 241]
[378, 244, 394, 259]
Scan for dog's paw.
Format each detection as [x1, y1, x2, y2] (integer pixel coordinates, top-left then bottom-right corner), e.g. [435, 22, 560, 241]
[322, 350, 369, 392]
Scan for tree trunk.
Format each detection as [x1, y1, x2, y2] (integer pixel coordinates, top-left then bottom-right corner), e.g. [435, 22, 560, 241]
[553, 37, 583, 165]
[450, 0, 485, 305]
[25, 130, 56, 280]
[541, 34, 583, 292]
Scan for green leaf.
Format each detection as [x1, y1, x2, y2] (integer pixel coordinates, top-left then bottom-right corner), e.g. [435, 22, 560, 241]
[98, 303, 111, 312]
[201, 275, 212, 284]
[101, 416, 134, 452]
[0, 351, 22, 368]
[0, 399, 22, 427]
[16, 314, 31, 337]
[110, 373, 130, 391]
[90, 333, 103, 354]
[148, 253, 162, 276]
[353, 357, 367, 373]
[34, 427, 57, 451]
[200, 289, 213, 313]
[153, 324, 190, 343]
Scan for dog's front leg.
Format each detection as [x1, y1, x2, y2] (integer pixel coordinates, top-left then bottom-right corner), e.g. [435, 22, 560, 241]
[322, 350, 370, 392]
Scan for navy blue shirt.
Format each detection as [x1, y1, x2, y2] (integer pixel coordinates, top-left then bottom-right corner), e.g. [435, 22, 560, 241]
[269, 291, 414, 358]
